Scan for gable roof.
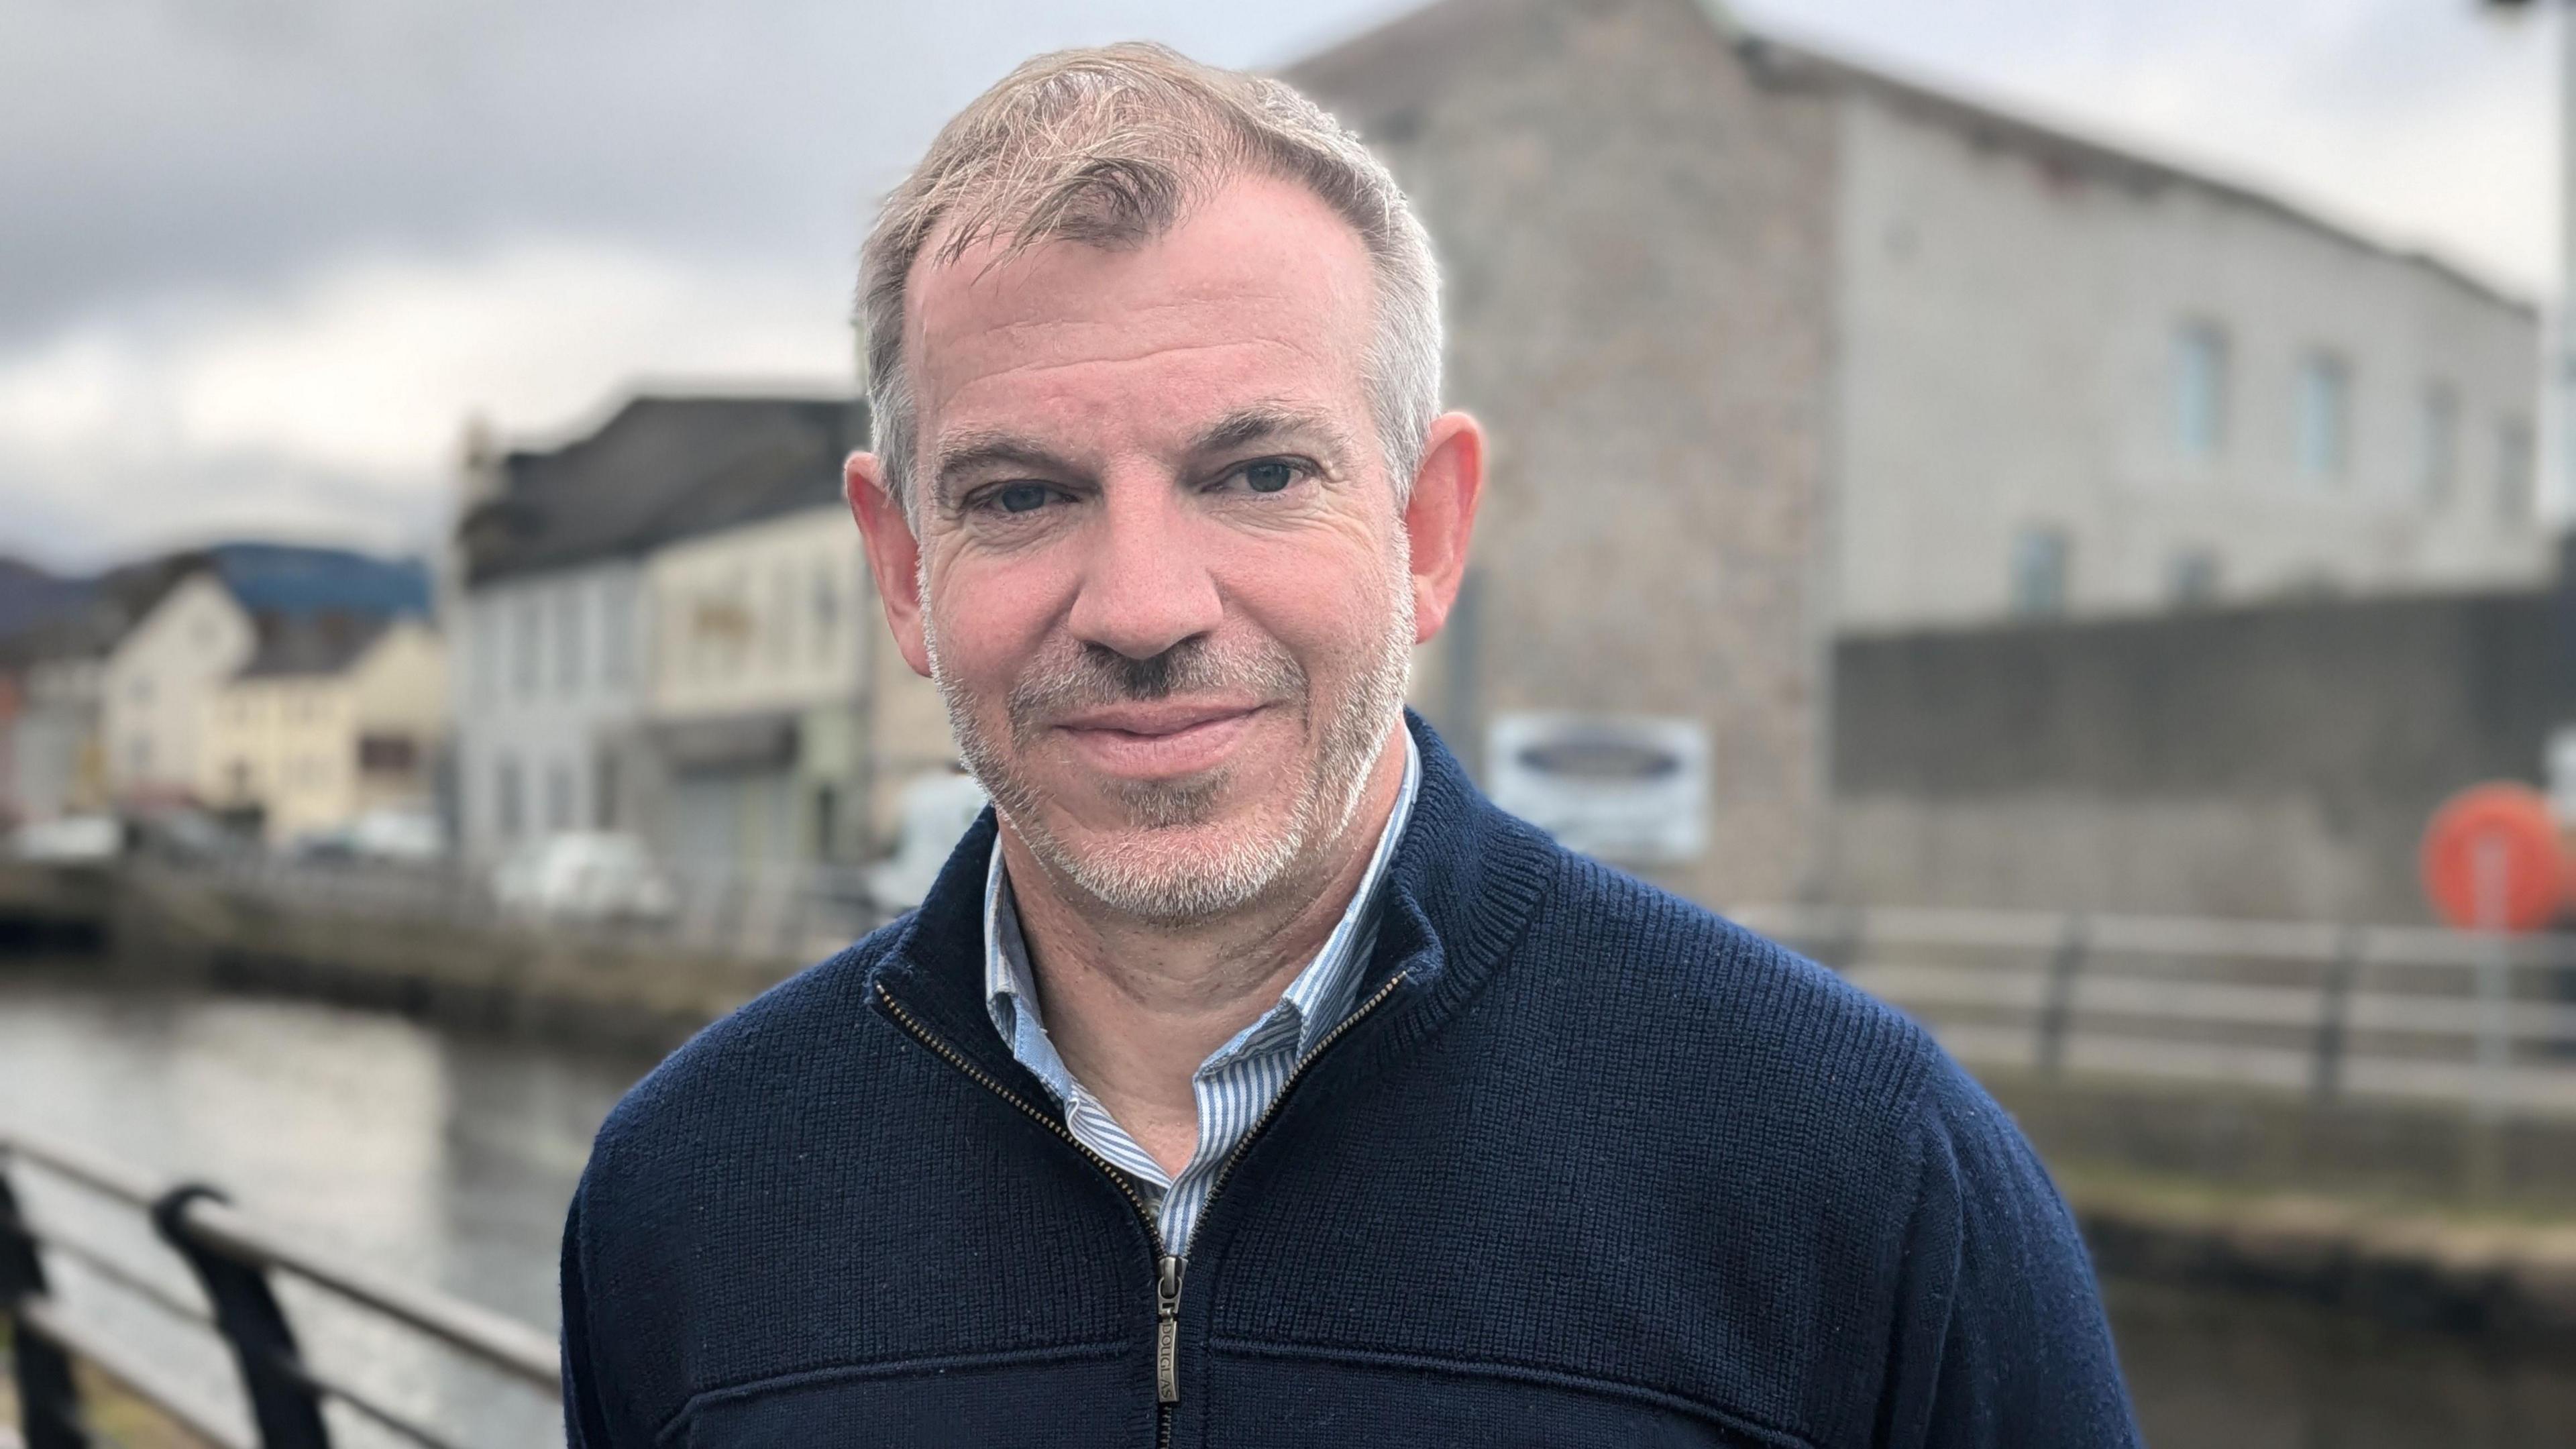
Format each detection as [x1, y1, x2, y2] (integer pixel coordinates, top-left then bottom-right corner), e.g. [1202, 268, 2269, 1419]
[1288, 0, 2529, 317]
[235, 611, 396, 682]
[458, 392, 868, 587]
[0, 549, 208, 669]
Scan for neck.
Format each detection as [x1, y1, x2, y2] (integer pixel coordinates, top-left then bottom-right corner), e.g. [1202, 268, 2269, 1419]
[999, 718, 1409, 1175]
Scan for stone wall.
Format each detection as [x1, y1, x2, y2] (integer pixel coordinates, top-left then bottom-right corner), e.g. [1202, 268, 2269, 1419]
[1829, 587, 2575, 921]
[1294, 0, 1843, 906]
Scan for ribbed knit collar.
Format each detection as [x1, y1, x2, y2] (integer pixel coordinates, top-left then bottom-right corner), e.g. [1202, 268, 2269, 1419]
[872, 712, 1556, 1093]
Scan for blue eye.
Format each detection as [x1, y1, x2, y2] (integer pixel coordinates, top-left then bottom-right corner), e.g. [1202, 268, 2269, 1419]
[1242, 461, 1295, 494]
[996, 483, 1051, 514]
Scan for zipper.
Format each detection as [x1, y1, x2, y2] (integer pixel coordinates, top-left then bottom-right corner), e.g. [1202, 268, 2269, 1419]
[875, 969, 1407, 1441]
[1201, 970, 1408, 1210]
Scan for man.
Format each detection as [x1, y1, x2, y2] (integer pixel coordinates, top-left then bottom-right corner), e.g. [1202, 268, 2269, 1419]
[561, 43, 2140, 1448]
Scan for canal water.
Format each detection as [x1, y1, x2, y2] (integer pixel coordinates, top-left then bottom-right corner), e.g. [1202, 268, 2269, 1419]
[3, 971, 2573, 1448]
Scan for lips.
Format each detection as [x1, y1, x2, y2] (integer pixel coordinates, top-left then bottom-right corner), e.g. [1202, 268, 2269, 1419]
[1051, 700, 1269, 778]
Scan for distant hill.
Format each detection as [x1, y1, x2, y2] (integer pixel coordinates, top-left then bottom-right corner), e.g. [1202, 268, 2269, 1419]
[205, 541, 432, 620]
[0, 555, 98, 643]
[0, 542, 432, 668]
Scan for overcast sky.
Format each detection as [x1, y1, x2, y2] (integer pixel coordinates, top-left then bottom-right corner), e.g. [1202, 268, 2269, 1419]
[0, 0, 2557, 571]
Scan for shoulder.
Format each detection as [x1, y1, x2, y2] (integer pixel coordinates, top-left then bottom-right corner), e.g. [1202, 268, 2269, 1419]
[577, 916, 912, 1210]
[1539, 850, 1945, 1101]
[1492, 845, 1962, 1177]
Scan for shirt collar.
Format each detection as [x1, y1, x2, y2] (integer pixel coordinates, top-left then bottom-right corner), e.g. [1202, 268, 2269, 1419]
[985, 728, 1423, 1069]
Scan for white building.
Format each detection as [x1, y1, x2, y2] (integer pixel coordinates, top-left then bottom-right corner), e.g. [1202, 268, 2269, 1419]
[1827, 66, 2543, 629]
[101, 572, 256, 803]
[450, 392, 945, 868]
[454, 561, 647, 853]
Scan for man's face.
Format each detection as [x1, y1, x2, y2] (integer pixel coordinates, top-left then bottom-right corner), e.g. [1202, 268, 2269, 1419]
[871, 174, 1421, 922]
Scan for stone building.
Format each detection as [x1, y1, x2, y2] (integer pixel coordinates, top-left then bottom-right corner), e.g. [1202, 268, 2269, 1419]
[1290, 0, 2542, 906]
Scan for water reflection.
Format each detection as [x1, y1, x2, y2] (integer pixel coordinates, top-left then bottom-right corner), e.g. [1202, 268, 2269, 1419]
[2111, 1279, 2576, 1447]
[5, 973, 2574, 1447]
[0, 973, 653, 1447]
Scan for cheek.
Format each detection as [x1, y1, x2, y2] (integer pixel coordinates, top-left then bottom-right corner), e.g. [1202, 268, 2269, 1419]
[1222, 532, 1400, 667]
[926, 553, 1067, 692]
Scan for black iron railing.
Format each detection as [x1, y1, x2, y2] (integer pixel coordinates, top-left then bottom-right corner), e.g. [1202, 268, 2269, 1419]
[0, 1130, 557, 1449]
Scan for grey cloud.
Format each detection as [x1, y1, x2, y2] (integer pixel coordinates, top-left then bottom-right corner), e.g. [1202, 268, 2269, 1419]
[0, 0, 1409, 340]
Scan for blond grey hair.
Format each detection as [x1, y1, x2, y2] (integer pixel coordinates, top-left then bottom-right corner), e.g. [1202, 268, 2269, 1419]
[857, 42, 1442, 522]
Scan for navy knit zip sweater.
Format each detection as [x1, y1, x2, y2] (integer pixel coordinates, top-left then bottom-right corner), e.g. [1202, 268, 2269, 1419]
[561, 718, 2141, 1448]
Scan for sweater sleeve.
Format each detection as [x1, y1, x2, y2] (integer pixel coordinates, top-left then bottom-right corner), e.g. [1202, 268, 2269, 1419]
[1876, 1062, 2143, 1449]
[560, 1175, 627, 1449]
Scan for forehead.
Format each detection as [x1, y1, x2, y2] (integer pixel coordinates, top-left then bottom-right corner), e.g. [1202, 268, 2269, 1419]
[906, 174, 1379, 458]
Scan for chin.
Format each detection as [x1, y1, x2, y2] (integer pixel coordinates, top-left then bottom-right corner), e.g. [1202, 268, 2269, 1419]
[1041, 799, 1311, 924]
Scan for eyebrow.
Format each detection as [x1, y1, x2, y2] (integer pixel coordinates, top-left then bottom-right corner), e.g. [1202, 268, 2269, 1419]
[931, 431, 1077, 508]
[1188, 403, 1353, 461]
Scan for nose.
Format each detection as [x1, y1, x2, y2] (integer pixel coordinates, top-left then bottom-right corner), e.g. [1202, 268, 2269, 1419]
[1063, 473, 1223, 660]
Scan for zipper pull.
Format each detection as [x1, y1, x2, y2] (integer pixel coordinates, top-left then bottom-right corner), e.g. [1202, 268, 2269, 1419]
[1155, 1253, 1185, 1403]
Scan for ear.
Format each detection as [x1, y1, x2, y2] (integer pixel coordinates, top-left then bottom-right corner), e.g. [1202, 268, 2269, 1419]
[1400, 412, 1485, 645]
[845, 451, 933, 678]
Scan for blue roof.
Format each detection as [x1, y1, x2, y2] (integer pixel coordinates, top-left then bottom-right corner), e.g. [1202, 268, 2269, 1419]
[206, 542, 431, 620]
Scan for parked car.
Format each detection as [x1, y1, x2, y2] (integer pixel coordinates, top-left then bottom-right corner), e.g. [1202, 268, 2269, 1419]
[867, 769, 989, 911]
[290, 808, 447, 866]
[7, 815, 124, 864]
[492, 832, 678, 923]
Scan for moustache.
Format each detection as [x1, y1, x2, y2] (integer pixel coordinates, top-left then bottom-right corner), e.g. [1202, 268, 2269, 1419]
[1006, 635, 1305, 741]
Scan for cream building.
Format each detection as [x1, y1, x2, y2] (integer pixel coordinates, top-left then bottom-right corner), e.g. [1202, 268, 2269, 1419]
[102, 571, 256, 804]
[201, 616, 448, 843]
[640, 503, 949, 869]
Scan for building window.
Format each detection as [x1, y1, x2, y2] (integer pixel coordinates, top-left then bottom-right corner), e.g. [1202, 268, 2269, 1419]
[2296, 352, 2350, 483]
[602, 579, 633, 690]
[2498, 417, 2536, 525]
[474, 604, 500, 704]
[513, 594, 541, 700]
[813, 782, 840, 863]
[2009, 527, 2072, 619]
[2418, 384, 2459, 505]
[357, 735, 417, 773]
[769, 569, 796, 670]
[810, 557, 841, 665]
[556, 586, 585, 696]
[2171, 321, 2228, 460]
[723, 569, 753, 678]
[2167, 549, 2221, 607]
[545, 759, 575, 833]
[594, 750, 621, 830]
[496, 756, 523, 841]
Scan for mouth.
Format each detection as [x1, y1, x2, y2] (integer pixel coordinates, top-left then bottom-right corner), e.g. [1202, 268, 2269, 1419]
[1050, 700, 1271, 780]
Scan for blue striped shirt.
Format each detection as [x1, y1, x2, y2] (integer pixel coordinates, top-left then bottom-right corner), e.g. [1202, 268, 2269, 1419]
[983, 731, 1421, 1255]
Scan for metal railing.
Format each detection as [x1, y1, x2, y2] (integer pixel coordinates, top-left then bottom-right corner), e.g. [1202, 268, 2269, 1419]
[1734, 904, 2576, 1118]
[0, 1130, 557, 1449]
